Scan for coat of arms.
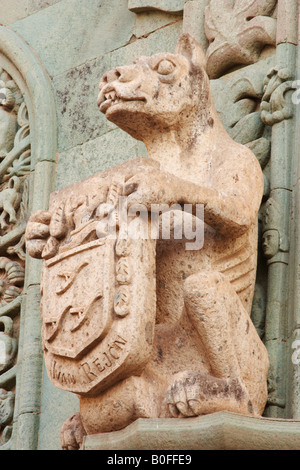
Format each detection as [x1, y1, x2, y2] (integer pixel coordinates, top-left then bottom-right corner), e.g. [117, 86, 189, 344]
[39, 172, 156, 396]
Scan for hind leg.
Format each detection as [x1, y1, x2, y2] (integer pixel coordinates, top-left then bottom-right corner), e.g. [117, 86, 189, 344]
[166, 270, 268, 417]
[79, 374, 159, 435]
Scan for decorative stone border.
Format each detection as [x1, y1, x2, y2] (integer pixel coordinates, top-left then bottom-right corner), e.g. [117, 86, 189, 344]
[0, 26, 57, 450]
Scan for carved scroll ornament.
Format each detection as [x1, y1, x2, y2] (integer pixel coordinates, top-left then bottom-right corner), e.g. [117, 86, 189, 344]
[0, 68, 28, 448]
[260, 66, 296, 126]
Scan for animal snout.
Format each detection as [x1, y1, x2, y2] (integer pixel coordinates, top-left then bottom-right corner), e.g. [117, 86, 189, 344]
[115, 65, 138, 83]
[99, 65, 139, 89]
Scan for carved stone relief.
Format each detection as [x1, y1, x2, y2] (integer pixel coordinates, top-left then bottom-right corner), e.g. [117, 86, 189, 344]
[26, 33, 269, 450]
[205, 0, 277, 79]
[261, 65, 296, 126]
[0, 67, 29, 448]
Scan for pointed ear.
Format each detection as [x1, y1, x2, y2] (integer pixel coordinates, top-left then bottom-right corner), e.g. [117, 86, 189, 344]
[175, 33, 207, 69]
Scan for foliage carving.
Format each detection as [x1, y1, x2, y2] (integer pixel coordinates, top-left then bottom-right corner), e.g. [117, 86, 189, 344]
[205, 0, 277, 79]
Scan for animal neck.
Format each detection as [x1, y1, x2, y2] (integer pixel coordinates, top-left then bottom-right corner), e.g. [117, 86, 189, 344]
[143, 109, 226, 173]
[143, 130, 182, 170]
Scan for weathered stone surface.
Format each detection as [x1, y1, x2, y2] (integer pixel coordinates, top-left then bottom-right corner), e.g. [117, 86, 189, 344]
[0, 0, 28, 26]
[110, 20, 183, 69]
[54, 20, 182, 152]
[0, 25, 58, 450]
[12, 0, 136, 77]
[25, 34, 269, 449]
[27, 0, 61, 15]
[133, 10, 181, 39]
[211, 57, 274, 140]
[55, 129, 142, 190]
[38, 370, 79, 451]
[53, 55, 111, 152]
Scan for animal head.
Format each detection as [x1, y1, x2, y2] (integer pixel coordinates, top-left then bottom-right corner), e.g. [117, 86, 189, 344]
[97, 34, 215, 141]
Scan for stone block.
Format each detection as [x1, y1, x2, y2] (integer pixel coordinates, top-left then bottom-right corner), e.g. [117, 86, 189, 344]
[53, 54, 111, 152]
[55, 129, 142, 190]
[133, 10, 182, 39]
[12, 0, 135, 77]
[110, 20, 183, 69]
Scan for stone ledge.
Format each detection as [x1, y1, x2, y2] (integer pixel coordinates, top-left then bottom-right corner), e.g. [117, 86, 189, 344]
[82, 411, 300, 450]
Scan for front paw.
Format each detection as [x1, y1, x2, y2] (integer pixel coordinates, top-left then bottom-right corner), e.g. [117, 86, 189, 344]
[124, 166, 177, 209]
[166, 371, 251, 418]
[60, 413, 86, 451]
[166, 371, 204, 418]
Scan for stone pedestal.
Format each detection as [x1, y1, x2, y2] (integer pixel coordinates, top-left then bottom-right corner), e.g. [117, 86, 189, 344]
[82, 411, 300, 450]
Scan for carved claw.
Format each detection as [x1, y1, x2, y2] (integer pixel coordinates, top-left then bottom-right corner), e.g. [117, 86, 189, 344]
[166, 371, 252, 418]
[60, 413, 86, 451]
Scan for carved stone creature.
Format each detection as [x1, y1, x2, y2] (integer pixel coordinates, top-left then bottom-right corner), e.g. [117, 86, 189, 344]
[25, 34, 269, 449]
[0, 176, 21, 230]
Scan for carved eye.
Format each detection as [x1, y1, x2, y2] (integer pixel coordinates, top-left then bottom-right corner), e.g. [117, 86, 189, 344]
[157, 59, 176, 75]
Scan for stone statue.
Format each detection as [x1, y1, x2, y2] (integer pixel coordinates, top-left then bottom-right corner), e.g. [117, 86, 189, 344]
[25, 34, 269, 450]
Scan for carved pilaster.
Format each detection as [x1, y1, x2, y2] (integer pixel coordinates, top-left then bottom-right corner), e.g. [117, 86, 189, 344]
[0, 68, 28, 448]
[0, 26, 57, 449]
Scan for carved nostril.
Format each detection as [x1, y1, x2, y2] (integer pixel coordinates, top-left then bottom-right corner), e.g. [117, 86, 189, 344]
[105, 69, 121, 83]
[115, 66, 135, 83]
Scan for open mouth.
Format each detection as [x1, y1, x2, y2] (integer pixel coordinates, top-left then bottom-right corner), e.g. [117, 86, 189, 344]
[97, 88, 146, 113]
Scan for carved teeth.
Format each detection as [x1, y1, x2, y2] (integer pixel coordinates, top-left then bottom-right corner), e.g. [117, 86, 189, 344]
[104, 91, 118, 102]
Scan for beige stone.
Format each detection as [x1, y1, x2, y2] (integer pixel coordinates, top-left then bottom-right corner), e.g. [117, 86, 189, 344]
[25, 33, 269, 450]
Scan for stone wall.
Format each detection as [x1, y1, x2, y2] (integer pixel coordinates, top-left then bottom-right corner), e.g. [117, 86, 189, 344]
[9, 0, 184, 191]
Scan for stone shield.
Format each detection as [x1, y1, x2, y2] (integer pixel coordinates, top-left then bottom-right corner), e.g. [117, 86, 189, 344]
[41, 234, 157, 397]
